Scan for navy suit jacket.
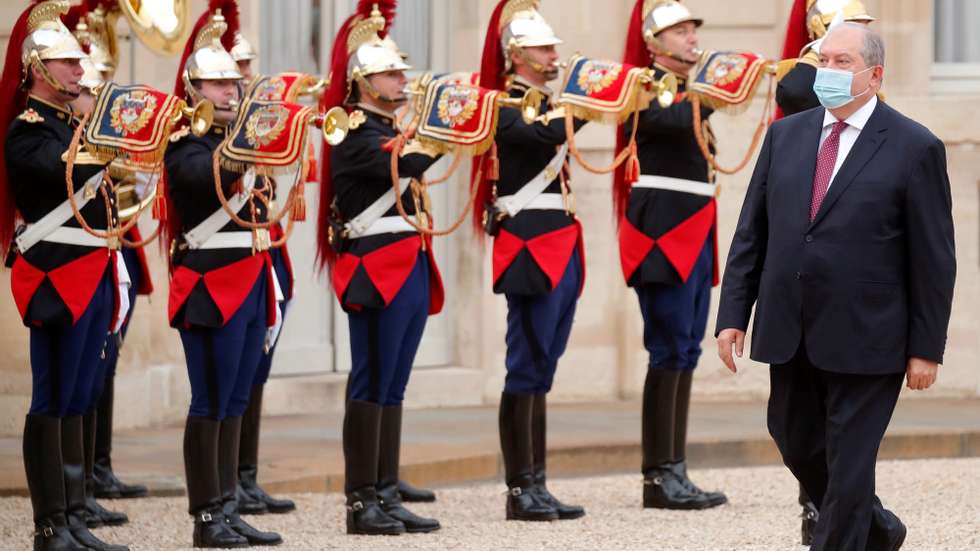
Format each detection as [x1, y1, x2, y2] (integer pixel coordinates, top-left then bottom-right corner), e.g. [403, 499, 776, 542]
[716, 101, 956, 375]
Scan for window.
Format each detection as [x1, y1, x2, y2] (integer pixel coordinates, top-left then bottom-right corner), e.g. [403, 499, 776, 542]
[933, 0, 980, 93]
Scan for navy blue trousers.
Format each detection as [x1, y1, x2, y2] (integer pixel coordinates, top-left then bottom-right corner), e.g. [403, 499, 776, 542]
[503, 249, 581, 395]
[29, 270, 115, 417]
[253, 248, 291, 386]
[91, 248, 142, 406]
[635, 238, 712, 372]
[179, 271, 268, 420]
[347, 252, 429, 406]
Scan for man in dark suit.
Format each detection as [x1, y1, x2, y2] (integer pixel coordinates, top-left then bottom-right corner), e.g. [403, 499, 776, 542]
[716, 22, 955, 551]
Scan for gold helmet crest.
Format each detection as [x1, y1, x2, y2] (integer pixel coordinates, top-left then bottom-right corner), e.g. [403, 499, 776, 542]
[806, 0, 875, 40]
[183, 10, 243, 83]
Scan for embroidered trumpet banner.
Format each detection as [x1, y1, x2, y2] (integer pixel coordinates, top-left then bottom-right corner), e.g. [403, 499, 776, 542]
[558, 55, 651, 124]
[689, 51, 769, 112]
[416, 77, 502, 155]
[85, 83, 184, 165]
[220, 99, 315, 172]
[245, 73, 321, 103]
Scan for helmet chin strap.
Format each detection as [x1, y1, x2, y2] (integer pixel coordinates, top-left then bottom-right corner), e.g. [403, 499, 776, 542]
[354, 72, 405, 104]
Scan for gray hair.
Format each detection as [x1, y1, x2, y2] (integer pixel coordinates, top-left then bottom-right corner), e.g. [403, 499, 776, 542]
[826, 21, 885, 68]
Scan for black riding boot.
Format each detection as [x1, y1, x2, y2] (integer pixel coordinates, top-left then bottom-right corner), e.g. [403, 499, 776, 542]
[83, 411, 129, 526]
[345, 400, 405, 535]
[530, 393, 584, 520]
[799, 484, 818, 545]
[92, 375, 147, 499]
[24, 415, 87, 551]
[500, 392, 557, 521]
[396, 480, 436, 503]
[62, 416, 129, 551]
[376, 405, 439, 533]
[641, 370, 712, 510]
[219, 416, 282, 546]
[238, 384, 295, 515]
[184, 416, 248, 549]
[668, 371, 727, 508]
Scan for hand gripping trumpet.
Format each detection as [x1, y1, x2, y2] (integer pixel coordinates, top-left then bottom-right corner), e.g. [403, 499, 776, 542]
[64, 83, 216, 248]
[209, 98, 349, 247]
[383, 72, 545, 237]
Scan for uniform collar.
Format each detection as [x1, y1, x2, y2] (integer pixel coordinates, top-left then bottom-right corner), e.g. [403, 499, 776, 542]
[355, 102, 397, 127]
[27, 94, 74, 121]
[652, 62, 688, 83]
[510, 75, 554, 99]
[822, 95, 877, 131]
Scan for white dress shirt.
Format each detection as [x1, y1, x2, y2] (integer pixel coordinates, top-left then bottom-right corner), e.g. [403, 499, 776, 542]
[819, 95, 878, 188]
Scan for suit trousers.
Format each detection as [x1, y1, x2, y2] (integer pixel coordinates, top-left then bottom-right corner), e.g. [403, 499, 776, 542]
[768, 343, 905, 551]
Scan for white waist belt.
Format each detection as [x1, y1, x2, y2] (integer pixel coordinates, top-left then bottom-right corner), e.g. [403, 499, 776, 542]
[353, 216, 416, 238]
[190, 230, 270, 251]
[633, 175, 716, 197]
[496, 193, 565, 212]
[25, 225, 107, 248]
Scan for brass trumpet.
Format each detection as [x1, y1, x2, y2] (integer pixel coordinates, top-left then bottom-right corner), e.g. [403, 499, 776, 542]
[310, 106, 350, 146]
[638, 71, 679, 108]
[400, 83, 544, 125]
[301, 77, 329, 99]
[172, 99, 215, 137]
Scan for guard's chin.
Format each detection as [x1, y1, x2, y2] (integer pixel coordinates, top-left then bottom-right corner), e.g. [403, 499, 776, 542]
[543, 68, 560, 82]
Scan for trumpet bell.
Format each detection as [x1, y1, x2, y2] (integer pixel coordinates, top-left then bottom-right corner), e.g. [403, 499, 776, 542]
[317, 106, 349, 146]
[115, 182, 156, 222]
[172, 100, 215, 137]
[498, 87, 543, 125]
[117, 0, 191, 56]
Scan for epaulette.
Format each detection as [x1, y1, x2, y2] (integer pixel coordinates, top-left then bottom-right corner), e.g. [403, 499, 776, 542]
[17, 108, 44, 124]
[348, 110, 367, 131]
[169, 126, 191, 142]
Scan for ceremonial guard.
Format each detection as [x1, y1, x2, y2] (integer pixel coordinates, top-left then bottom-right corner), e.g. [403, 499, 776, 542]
[226, 29, 299, 518]
[317, 0, 442, 536]
[776, 0, 875, 117]
[615, 0, 726, 510]
[63, 2, 154, 512]
[474, 0, 587, 522]
[165, 2, 282, 547]
[1, 2, 131, 550]
[774, 1, 875, 543]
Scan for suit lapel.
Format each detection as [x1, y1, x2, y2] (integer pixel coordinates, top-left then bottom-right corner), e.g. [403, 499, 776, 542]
[809, 102, 890, 228]
[798, 109, 825, 222]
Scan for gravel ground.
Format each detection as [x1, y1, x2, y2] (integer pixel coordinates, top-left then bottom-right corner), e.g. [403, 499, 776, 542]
[1, 458, 977, 550]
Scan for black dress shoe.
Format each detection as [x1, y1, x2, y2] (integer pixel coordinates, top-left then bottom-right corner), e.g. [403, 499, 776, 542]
[642, 468, 716, 510]
[532, 483, 585, 520]
[346, 487, 406, 536]
[67, 513, 129, 551]
[801, 501, 818, 546]
[93, 463, 148, 500]
[666, 461, 727, 507]
[377, 485, 440, 533]
[397, 480, 436, 503]
[506, 483, 559, 522]
[223, 502, 283, 546]
[192, 508, 249, 549]
[84, 496, 129, 527]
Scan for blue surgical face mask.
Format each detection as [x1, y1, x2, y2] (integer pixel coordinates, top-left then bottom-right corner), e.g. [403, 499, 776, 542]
[812, 66, 874, 109]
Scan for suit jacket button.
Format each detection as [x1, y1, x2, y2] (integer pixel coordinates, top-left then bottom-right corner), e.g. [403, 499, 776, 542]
[796, 271, 802, 280]
[804, 235, 813, 243]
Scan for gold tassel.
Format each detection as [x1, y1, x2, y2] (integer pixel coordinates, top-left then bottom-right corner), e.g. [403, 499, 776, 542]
[625, 141, 640, 184]
[152, 194, 167, 221]
[291, 183, 307, 221]
[487, 143, 500, 181]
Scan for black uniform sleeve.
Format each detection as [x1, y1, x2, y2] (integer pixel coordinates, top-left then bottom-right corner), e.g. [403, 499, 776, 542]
[334, 125, 441, 181]
[495, 108, 587, 146]
[627, 97, 714, 137]
[164, 138, 240, 198]
[5, 121, 104, 195]
[776, 63, 820, 117]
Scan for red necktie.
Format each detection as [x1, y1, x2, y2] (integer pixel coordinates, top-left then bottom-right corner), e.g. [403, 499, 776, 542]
[810, 121, 848, 221]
